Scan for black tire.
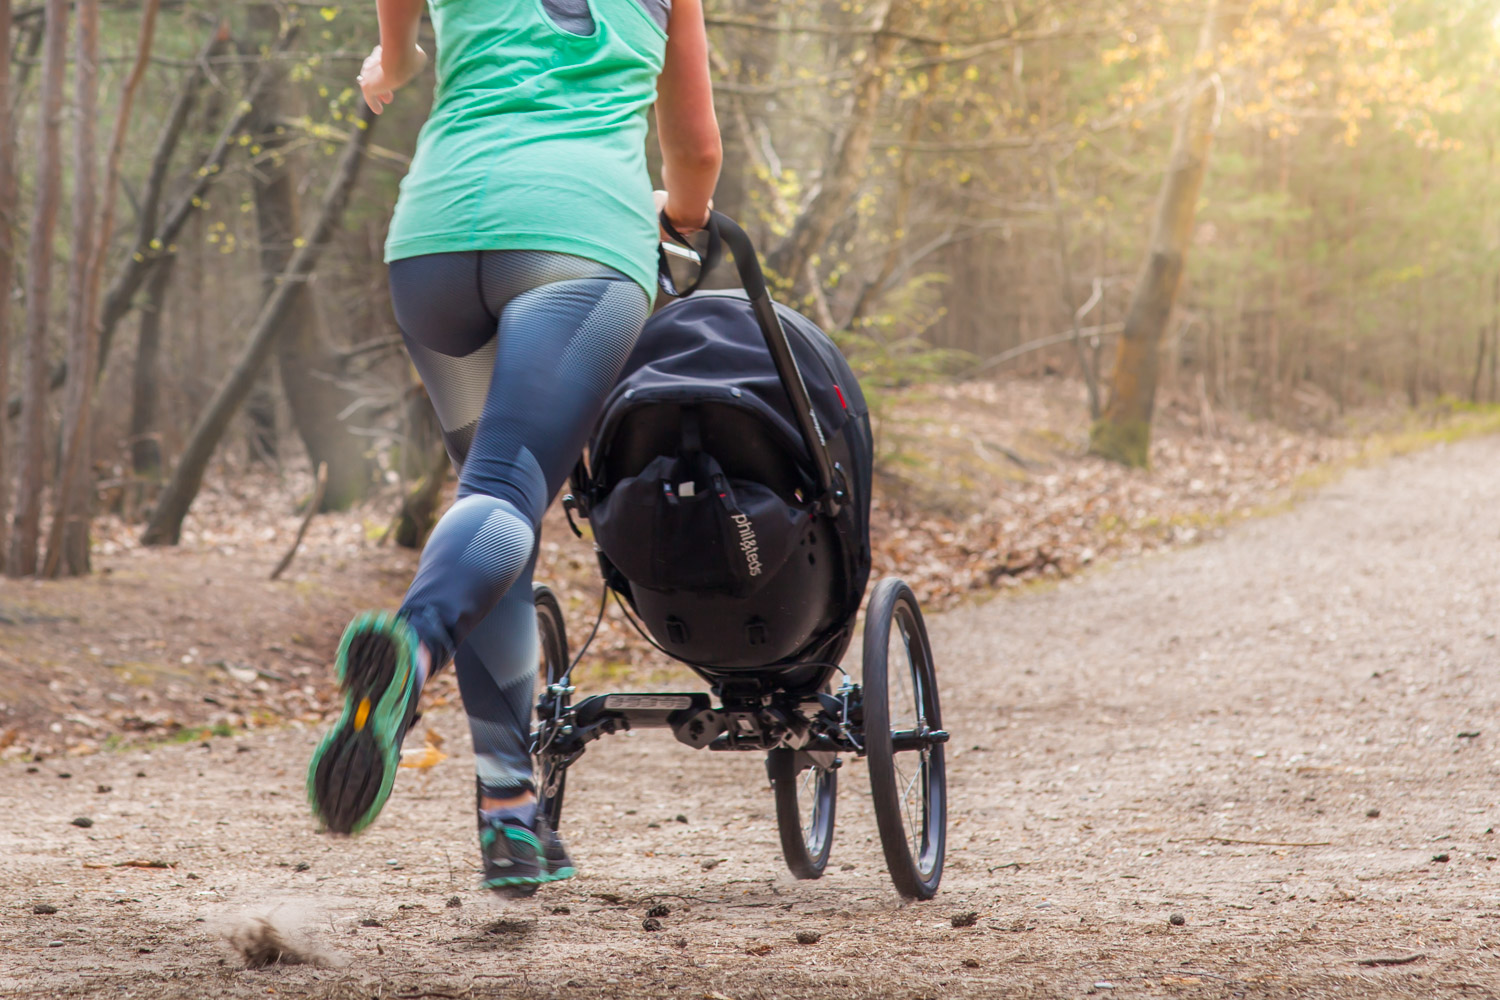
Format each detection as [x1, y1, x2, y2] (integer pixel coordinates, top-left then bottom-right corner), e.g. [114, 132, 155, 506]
[533, 584, 570, 831]
[768, 748, 837, 879]
[862, 577, 946, 900]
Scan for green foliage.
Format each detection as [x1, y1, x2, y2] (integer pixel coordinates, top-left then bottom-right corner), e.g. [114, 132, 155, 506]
[837, 273, 972, 389]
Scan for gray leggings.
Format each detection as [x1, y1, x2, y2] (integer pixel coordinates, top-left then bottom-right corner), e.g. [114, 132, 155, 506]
[389, 250, 650, 796]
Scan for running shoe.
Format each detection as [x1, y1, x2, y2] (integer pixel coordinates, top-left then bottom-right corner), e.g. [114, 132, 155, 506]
[306, 611, 422, 835]
[480, 812, 576, 897]
[537, 814, 576, 880]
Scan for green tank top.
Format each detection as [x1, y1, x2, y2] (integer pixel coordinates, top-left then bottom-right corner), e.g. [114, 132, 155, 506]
[384, 0, 667, 299]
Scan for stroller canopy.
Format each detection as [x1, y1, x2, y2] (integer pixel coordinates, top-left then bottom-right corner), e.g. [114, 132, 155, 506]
[584, 290, 875, 672]
[593, 290, 873, 544]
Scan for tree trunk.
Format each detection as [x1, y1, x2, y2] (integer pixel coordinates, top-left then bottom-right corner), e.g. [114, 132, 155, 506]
[8, 0, 66, 577]
[97, 21, 289, 385]
[393, 442, 450, 549]
[244, 379, 279, 465]
[44, 0, 160, 576]
[128, 253, 173, 482]
[708, 0, 776, 227]
[142, 103, 378, 546]
[1490, 272, 1499, 404]
[1472, 323, 1488, 405]
[1089, 3, 1222, 468]
[249, 7, 374, 507]
[843, 25, 947, 330]
[127, 19, 217, 485]
[44, 0, 101, 578]
[10, 5, 42, 94]
[764, 0, 911, 302]
[3, 21, 288, 422]
[0, 0, 17, 558]
[1048, 160, 1101, 420]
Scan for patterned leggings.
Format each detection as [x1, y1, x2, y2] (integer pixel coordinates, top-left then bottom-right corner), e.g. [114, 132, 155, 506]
[389, 250, 649, 797]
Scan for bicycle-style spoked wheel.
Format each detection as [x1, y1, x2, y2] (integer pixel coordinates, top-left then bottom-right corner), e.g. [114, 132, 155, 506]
[532, 584, 571, 830]
[862, 577, 946, 899]
[768, 748, 837, 878]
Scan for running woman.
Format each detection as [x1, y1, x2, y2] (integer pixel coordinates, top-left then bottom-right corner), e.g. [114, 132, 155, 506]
[306, 0, 720, 896]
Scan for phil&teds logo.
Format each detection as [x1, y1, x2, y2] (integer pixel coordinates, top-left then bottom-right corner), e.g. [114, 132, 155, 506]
[730, 513, 762, 576]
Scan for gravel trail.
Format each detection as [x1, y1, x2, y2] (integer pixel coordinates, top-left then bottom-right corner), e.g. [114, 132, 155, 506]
[3, 436, 1499, 999]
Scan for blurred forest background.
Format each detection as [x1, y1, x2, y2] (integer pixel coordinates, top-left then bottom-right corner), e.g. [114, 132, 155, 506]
[1, 0, 1498, 581]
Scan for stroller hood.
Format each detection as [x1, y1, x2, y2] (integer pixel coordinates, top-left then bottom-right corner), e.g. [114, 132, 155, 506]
[583, 290, 875, 670]
[591, 290, 873, 540]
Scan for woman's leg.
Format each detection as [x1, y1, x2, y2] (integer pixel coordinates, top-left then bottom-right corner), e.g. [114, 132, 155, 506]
[395, 254, 647, 890]
[311, 249, 646, 860]
[452, 549, 539, 797]
[397, 268, 649, 670]
[306, 251, 495, 836]
[391, 252, 647, 796]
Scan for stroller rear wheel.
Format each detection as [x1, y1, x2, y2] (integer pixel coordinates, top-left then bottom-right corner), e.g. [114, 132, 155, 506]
[862, 577, 946, 900]
[768, 748, 837, 879]
[533, 584, 571, 830]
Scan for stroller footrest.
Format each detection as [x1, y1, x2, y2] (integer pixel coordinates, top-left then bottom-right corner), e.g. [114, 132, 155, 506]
[570, 692, 727, 750]
[574, 692, 713, 728]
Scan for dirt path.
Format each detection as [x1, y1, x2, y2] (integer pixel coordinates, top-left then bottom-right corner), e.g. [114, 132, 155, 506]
[3, 436, 1499, 999]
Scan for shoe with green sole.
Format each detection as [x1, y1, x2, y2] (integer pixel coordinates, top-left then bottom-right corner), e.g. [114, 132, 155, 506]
[480, 812, 577, 897]
[307, 611, 422, 835]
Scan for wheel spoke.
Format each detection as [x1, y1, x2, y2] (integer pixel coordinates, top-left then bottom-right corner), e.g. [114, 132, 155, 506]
[799, 767, 818, 843]
[892, 757, 922, 849]
[887, 608, 928, 856]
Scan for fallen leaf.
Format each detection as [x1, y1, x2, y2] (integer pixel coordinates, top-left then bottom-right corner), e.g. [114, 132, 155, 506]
[398, 746, 447, 770]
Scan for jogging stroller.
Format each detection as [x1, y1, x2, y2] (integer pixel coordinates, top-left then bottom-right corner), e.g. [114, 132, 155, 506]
[531, 213, 948, 899]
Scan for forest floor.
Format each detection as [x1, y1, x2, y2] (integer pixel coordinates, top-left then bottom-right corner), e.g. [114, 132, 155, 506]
[8, 375, 1462, 763]
[2, 378, 1499, 998]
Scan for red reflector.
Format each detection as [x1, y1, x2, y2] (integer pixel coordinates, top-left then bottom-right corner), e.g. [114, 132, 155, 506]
[833, 384, 848, 409]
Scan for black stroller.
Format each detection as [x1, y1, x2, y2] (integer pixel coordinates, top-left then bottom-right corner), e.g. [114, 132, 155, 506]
[531, 213, 948, 899]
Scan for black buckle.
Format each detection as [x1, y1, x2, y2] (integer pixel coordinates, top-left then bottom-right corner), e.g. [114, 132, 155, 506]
[656, 210, 723, 299]
[561, 494, 585, 539]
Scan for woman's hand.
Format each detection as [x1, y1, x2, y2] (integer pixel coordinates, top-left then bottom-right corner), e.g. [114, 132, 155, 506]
[357, 43, 427, 114]
[653, 189, 711, 240]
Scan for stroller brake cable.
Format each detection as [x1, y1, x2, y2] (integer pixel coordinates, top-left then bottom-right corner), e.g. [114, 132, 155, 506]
[557, 582, 609, 690]
[533, 584, 610, 761]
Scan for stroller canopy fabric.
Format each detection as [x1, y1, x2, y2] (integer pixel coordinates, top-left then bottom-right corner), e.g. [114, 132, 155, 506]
[593, 290, 874, 547]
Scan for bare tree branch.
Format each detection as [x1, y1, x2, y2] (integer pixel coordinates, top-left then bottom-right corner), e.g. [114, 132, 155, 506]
[142, 103, 378, 546]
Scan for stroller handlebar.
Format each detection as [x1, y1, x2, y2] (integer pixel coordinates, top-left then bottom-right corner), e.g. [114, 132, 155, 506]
[694, 211, 844, 515]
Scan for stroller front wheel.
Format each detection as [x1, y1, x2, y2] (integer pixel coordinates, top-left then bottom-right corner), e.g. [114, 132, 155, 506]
[862, 577, 946, 900]
[533, 584, 571, 831]
[768, 748, 837, 879]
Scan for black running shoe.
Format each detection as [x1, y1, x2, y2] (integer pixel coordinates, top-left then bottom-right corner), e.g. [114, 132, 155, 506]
[479, 812, 576, 897]
[306, 612, 422, 835]
[535, 814, 576, 878]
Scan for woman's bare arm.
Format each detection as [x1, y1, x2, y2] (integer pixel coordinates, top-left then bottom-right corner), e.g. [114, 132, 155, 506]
[358, 0, 426, 114]
[655, 0, 721, 232]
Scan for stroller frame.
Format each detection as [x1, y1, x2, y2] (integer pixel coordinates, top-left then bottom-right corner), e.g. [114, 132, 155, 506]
[530, 214, 950, 900]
